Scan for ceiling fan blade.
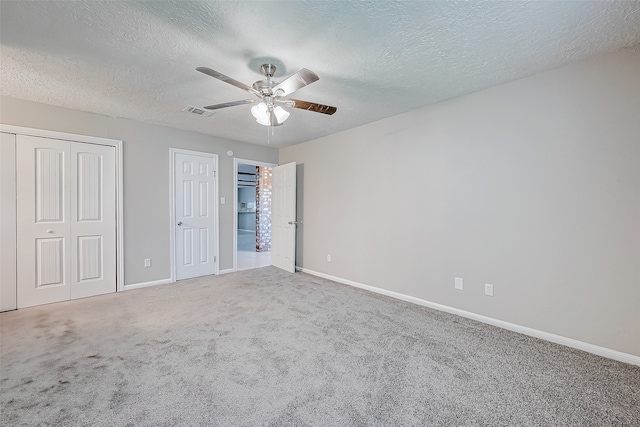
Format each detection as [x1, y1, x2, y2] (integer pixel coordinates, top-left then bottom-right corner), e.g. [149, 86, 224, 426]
[196, 67, 259, 95]
[272, 68, 319, 97]
[283, 99, 337, 115]
[203, 99, 256, 110]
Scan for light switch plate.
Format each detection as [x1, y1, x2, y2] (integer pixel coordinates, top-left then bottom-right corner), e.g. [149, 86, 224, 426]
[455, 277, 463, 290]
[485, 284, 494, 296]
[220, 197, 226, 204]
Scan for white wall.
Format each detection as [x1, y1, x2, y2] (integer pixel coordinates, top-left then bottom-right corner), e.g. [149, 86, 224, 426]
[280, 46, 640, 357]
[0, 96, 278, 284]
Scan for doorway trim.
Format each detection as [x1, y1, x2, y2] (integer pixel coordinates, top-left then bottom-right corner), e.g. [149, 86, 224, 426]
[170, 148, 219, 282]
[233, 158, 277, 272]
[0, 124, 125, 294]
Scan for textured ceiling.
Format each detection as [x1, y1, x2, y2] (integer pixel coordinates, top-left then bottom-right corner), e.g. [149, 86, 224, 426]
[1, 1, 639, 147]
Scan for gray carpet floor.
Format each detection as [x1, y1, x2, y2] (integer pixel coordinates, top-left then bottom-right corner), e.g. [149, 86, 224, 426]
[1, 267, 639, 426]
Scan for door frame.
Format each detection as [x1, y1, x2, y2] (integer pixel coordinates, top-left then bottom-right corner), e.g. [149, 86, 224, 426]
[170, 148, 219, 281]
[232, 158, 277, 272]
[0, 124, 125, 297]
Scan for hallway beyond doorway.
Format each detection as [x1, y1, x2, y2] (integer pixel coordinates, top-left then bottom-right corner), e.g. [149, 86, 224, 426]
[234, 159, 275, 272]
[237, 230, 271, 270]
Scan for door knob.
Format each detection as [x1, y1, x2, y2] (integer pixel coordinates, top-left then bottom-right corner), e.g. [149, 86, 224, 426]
[288, 221, 297, 225]
[46, 229, 54, 233]
[177, 222, 183, 226]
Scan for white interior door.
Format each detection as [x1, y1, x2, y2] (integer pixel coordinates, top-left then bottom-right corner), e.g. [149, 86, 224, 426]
[271, 162, 296, 273]
[16, 135, 116, 308]
[175, 152, 217, 280]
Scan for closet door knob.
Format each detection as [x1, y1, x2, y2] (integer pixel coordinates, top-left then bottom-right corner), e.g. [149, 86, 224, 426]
[177, 222, 183, 226]
[46, 229, 54, 234]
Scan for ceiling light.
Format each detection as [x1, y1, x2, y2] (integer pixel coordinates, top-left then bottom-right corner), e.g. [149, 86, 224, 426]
[251, 102, 290, 126]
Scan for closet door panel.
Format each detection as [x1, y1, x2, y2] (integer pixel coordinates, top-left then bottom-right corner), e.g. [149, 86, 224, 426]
[17, 136, 71, 308]
[1, 132, 17, 312]
[70, 142, 116, 299]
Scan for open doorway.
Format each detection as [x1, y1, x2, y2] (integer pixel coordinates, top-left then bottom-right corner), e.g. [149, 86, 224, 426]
[234, 159, 275, 271]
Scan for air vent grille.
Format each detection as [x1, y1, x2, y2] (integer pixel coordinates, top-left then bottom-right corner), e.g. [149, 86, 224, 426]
[183, 105, 214, 117]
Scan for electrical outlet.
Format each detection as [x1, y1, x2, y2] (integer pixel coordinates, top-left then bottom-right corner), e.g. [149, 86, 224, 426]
[327, 254, 331, 262]
[144, 258, 151, 267]
[455, 277, 463, 290]
[485, 284, 494, 296]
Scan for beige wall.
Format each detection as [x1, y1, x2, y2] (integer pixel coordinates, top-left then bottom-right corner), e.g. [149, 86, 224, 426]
[0, 97, 278, 284]
[280, 46, 640, 356]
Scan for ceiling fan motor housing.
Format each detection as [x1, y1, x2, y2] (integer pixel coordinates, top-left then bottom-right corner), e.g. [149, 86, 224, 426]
[252, 80, 276, 95]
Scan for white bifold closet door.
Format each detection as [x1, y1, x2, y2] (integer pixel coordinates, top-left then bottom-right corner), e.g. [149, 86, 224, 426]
[16, 135, 116, 308]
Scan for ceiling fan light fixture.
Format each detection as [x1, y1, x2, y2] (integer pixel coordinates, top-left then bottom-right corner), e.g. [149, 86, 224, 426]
[256, 115, 271, 126]
[251, 102, 290, 126]
[251, 102, 268, 120]
[274, 106, 290, 123]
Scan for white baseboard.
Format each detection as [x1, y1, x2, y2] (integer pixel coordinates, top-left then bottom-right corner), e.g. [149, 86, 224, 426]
[123, 278, 173, 291]
[124, 269, 236, 289]
[296, 267, 640, 367]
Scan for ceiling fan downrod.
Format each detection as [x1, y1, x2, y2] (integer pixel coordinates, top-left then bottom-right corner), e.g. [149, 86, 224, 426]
[260, 63, 276, 78]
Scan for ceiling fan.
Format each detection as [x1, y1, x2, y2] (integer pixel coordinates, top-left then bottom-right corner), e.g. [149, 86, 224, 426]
[196, 64, 337, 127]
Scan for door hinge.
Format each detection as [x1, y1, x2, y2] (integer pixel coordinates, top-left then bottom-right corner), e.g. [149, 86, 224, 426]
[214, 255, 216, 263]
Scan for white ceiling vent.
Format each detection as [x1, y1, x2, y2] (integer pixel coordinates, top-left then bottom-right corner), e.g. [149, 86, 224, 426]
[183, 105, 214, 117]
